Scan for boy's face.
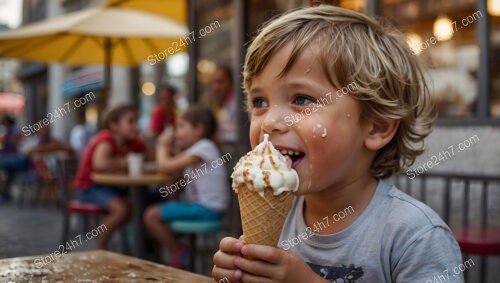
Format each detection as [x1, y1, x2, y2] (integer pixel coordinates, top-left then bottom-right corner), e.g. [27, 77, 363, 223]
[110, 111, 139, 141]
[248, 43, 373, 195]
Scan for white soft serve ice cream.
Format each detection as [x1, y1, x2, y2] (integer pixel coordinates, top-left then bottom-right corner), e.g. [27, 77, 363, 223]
[232, 134, 299, 197]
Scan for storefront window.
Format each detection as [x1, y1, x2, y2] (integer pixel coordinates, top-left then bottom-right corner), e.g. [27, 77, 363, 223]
[489, 1, 500, 117]
[340, 0, 366, 12]
[247, 0, 366, 36]
[195, 0, 234, 101]
[383, 0, 479, 118]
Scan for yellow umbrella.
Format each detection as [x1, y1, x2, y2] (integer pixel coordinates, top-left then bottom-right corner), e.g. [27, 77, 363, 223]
[105, 0, 186, 24]
[0, 2, 188, 108]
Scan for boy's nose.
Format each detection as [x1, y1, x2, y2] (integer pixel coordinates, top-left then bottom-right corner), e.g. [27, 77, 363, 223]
[261, 108, 288, 134]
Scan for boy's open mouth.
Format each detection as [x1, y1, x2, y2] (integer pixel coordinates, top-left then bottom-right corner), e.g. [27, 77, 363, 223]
[275, 146, 305, 169]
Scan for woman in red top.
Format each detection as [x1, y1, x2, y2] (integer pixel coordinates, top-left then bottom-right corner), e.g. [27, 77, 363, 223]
[149, 84, 176, 138]
[74, 104, 145, 249]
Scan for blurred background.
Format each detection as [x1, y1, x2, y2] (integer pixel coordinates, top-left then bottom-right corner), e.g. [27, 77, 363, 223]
[0, 0, 498, 282]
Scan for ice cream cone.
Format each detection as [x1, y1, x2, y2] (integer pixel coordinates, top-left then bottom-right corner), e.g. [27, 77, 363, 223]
[237, 184, 294, 246]
[232, 134, 299, 247]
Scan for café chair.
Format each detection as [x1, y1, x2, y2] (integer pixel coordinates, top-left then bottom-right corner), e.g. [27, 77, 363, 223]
[170, 219, 223, 273]
[169, 190, 241, 273]
[55, 157, 129, 254]
[396, 174, 500, 282]
[15, 169, 41, 207]
[446, 178, 500, 283]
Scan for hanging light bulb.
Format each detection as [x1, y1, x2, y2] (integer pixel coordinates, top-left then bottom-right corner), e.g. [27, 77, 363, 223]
[406, 33, 424, 55]
[433, 15, 454, 41]
[488, 0, 500, 16]
[141, 82, 156, 96]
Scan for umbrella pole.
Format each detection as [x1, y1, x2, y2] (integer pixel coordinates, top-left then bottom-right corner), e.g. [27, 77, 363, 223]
[100, 38, 112, 114]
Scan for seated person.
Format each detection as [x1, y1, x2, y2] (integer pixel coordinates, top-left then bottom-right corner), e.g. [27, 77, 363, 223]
[73, 104, 146, 249]
[143, 106, 230, 268]
[1, 123, 73, 202]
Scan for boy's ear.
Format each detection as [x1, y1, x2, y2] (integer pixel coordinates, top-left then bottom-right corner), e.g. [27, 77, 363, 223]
[364, 119, 400, 151]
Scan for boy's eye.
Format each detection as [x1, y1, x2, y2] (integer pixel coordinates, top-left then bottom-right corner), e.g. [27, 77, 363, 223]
[292, 95, 315, 105]
[251, 97, 269, 108]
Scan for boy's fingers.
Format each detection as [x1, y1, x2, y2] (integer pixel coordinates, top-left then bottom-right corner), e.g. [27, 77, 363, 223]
[212, 265, 243, 283]
[219, 237, 244, 253]
[213, 250, 239, 269]
[240, 271, 275, 283]
[241, 244, 282, 264]
[233, 256, 275, 279]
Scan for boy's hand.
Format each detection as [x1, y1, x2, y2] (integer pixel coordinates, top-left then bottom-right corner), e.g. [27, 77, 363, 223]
[213, 237, 245, 283]
[234, 244, 328, 283]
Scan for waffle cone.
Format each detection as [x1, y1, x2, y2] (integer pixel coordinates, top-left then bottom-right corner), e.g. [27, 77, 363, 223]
[237, 185, 293, 246]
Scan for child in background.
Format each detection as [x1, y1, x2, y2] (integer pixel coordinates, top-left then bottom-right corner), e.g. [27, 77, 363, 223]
[144, 106, 229, 268]
[74, 104, 146, 249]
[212, 6, 463, 283]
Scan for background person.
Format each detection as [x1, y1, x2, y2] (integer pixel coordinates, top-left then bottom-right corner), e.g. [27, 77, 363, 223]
[143, 106, 229, 268]
[204, 65, 238, 143]
[73, 104, 146, 249]
[1, 123, 73, 202]
[0, 116, 21, 155]
[150, 84, 177, 138]
[69, 112, 90, 157]
[0, 115, 24, 202]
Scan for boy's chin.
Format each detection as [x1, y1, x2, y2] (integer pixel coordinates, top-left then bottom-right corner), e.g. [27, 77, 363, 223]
[294, 182, 315, 196]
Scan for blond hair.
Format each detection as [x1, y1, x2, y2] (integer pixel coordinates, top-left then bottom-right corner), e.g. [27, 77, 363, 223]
[244, 5, 435, 179]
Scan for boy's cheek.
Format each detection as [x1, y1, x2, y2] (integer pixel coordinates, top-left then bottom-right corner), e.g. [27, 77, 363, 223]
[295, 114, 334, 143]
[248, 118, 264, 148]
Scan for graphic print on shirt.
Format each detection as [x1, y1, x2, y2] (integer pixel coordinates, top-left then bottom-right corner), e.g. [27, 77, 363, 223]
[307, 262, 364, 282]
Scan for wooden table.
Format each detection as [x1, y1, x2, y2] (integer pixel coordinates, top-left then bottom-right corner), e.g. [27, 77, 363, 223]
[0, 250, 213, 282]
[91, 172, 177, 187]
[91, 172, 178, 258]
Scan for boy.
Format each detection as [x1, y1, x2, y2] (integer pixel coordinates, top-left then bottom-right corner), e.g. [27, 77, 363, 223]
[74, 104, 145, 249]
[212, 6, 463, 283]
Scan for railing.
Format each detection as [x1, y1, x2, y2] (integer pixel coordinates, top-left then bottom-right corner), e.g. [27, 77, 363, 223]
[394, 172, 500, 283]
[394, 172, 500, 227]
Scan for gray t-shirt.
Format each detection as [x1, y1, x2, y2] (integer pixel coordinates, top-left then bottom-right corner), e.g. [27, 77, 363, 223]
[184, 138, 229, 212]
[278, 180, 464, 282]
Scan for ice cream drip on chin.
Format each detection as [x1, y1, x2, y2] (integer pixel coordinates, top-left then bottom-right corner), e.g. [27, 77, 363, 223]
[232, 134, 299, 197]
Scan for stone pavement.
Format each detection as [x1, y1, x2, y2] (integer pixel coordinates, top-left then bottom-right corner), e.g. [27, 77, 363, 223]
[0, 202, 63, 259]
[0, 202, 124, 260]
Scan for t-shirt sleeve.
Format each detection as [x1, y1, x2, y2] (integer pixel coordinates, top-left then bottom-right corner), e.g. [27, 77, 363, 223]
[392, 226, 464, 283]
[185, 139, 215, 163]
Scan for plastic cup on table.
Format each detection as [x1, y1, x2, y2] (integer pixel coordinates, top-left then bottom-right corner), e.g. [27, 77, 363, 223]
[127, 153, 144, 176]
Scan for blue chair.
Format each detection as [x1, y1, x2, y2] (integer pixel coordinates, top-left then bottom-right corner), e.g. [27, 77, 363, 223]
[170, 219, 224, 272]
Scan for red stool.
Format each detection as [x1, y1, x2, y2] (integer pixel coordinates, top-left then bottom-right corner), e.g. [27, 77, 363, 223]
[453, 227, 500, 255]
[56, 157, 129, 253]
[452, 227, 500, 282]
[67, 200, 107, 215]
